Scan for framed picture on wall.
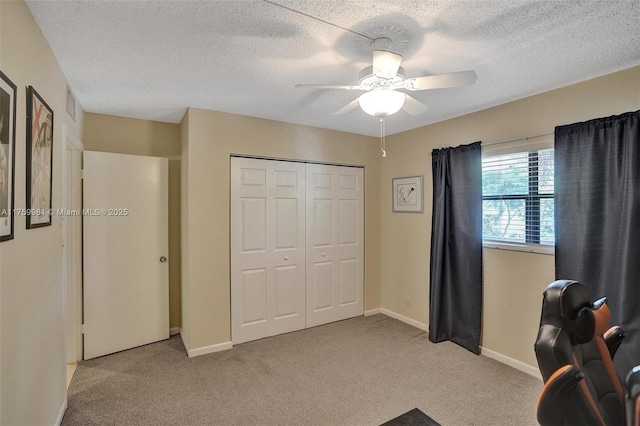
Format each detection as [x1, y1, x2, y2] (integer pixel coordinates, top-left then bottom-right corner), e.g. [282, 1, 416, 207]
[392, 175, 423, 213]
[26, 86, 54, 229]
[0, 71, 17, 241]
[66, 85, 76, 121]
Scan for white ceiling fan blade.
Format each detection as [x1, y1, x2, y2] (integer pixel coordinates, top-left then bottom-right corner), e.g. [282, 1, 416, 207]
[402, 95, 429, 115]
[405, 70, 477, 91]
[333, 98, 360, 115]
[372, 51, 402, 79]
[295, 84, 361, 90]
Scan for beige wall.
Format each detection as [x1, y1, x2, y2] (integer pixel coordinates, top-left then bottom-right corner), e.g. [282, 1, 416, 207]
[83, 113, 182, 329]
[0, 1, 84, 424]
[181, 108, 381, 350]
[382, 66, 640, 368]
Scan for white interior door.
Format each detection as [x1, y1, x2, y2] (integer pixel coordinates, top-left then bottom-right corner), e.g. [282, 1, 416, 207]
[306, 164, 364, 327]
[83, 151, 169, 359]
[231, 157, 306, 344]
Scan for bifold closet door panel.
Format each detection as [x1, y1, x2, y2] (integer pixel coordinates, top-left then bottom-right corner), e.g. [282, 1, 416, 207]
[231, 157, 306, 344]
[306, 164, 364, 328]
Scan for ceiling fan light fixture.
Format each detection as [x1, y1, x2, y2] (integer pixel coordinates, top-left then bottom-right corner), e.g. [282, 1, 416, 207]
[358, 90, 405, 117]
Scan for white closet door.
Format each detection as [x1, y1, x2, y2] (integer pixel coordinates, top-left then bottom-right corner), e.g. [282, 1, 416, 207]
[306, 164, 364, 327]
[231, 158, 306, 344]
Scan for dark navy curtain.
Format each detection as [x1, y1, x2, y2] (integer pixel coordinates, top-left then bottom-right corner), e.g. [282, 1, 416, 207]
[429, 142, 483, 354]
[555, 110, 640, 375]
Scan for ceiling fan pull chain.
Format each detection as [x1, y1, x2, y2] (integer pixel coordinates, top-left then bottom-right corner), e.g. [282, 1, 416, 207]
[380, 118, 387, 158]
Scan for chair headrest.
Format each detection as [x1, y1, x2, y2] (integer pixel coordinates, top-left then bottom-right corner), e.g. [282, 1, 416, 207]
[540, 280, 608, 344]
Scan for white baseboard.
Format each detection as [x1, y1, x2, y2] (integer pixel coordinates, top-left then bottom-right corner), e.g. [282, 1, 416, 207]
[169, 327, 180, 336]
[55, 399, 67, 426]
[369, 307, 541, 380]
[376, 308, 429, 331]
[480, 346, 542, 380]
[179, 329, 232, 358]
[187, 341, 233, 358]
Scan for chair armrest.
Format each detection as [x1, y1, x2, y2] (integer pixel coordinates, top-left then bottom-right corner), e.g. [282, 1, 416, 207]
[538, 365, 585, 426]
[627, 366, 640, 426]
[604, 326, 625, 359]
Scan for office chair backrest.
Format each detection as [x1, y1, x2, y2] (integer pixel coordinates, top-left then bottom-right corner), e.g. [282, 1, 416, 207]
[628, 367, 640, 426]
[535, 280, 625, 425]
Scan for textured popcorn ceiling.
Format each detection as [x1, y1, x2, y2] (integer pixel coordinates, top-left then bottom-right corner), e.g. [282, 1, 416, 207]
[26, 0, 640, 137]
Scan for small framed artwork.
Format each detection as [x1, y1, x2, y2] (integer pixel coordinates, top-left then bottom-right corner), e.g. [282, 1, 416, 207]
[392, 175, 423, 213]
[0, 71, 17, 241]
[26, 86, 54, 229]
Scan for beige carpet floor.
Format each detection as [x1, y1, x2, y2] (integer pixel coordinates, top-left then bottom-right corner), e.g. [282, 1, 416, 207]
[62, 314, 542, 425]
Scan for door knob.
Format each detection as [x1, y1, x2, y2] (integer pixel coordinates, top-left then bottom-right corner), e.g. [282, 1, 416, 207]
[160, 256, 167, 263]
[321, 252, 326, 257]
[284, 256, 288, 261]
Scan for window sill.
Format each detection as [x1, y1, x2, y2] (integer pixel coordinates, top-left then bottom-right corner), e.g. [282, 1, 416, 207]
[483, 241, 555, 255]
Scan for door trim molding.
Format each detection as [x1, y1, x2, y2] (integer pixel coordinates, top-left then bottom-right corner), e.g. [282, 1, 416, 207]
[230, 153, 364, 169]
[62, 122, 83, 364]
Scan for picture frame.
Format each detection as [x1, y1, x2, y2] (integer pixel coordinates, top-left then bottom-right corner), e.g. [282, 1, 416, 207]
[0, 71, 17, 241]
[392, 175, 423, 213]
[66, 85, 76, 121]
[26, 86, 54, 229]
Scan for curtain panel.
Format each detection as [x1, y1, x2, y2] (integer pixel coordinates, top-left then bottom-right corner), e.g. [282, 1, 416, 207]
[555, 110, 640, 375]
[429, 142, 483, 354]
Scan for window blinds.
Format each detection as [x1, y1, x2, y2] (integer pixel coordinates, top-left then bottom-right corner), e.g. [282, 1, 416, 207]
[482, 148, 554, 245]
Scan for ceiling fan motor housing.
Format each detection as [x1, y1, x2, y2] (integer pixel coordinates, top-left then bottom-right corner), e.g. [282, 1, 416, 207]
[358, 65, 406, 90]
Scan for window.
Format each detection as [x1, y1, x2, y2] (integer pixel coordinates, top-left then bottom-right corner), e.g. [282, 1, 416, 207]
[482, 147, 554, 250]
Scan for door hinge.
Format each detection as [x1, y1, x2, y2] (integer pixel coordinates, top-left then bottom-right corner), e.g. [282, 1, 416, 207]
[82, 324, 85, 334]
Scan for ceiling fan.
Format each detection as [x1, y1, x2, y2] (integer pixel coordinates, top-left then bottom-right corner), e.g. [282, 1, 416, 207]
[263, 1, 478, 157]
[295, 47, 478, 118]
